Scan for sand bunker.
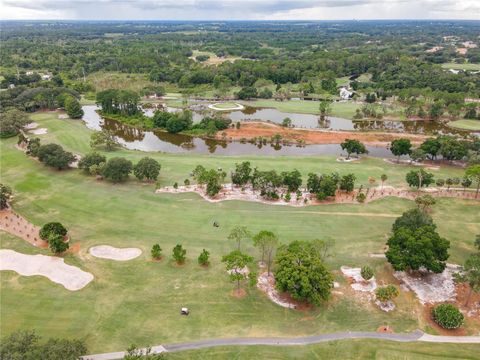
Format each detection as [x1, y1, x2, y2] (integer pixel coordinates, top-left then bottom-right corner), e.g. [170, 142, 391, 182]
[89, 245, 142, 261]
[0, 249, 93, 291]
[393, 264, 460, 304]
[29, 128, 48, 135]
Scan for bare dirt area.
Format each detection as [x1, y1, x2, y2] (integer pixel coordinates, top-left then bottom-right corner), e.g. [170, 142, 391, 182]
[89, 245, 142, 261]
[0, 249, 93, 291]
[218, 121, 428, 145]
[0, 209, 48, 248]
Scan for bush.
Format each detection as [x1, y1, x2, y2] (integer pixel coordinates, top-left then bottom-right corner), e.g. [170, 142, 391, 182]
[172, 244, 186, 264]
[151, 244, 162, 259]
[356, 192, 366, 203]
[360, 265, 374, 281]
[64, 96, 84, 119]
[0, 183, 12, 210]
[102, 157, 132, 182]
[375, 284, 399, 303]
[78, 152, 106, 174]
[37, 143, 75, 170]
[39, 222, 68, 241]
[432, 304, 464, 329]
[48, 233, 69, 253]
[198, 249, 210, 266]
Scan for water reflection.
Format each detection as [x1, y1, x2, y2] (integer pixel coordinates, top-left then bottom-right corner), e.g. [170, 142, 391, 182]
[81, 105, 474, 157]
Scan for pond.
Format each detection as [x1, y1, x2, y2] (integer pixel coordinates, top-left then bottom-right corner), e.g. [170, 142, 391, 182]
[81, 105, 474, 157]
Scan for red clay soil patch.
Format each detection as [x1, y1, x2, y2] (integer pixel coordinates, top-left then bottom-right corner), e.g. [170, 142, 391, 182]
[231, 288, 247, 298]
[377, 325, 394, 333]
[455, 283, 480, 321]
[219, 121, 428, 146]
[423, 303, 467, 336]
[0, 209, 48, 248]
[67, 243, 81, 254]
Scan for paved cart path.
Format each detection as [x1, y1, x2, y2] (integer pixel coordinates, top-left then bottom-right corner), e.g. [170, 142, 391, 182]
[81, 330, 480, 359]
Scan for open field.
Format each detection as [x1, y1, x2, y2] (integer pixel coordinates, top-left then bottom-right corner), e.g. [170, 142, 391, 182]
[190, 50, 241, 65]
[86, 72, 156, 92]
[447, 119, 480, 131]
[166, 340, 480, 359]
[441, 63, 480, 71]
[1, 112, 479, 354]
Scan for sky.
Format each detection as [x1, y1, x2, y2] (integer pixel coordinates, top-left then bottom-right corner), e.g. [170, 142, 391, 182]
[1, 0, 479, 21]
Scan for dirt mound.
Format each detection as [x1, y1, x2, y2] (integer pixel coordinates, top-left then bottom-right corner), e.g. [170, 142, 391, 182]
[0, 249, 93, 291]
[89, 245, 142, 261]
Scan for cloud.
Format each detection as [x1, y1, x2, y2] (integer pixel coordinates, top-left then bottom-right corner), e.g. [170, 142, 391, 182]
[1, 0, 479, 20]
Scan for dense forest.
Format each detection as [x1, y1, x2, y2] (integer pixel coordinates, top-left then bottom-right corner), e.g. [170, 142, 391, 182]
[1, 20, 479, 119]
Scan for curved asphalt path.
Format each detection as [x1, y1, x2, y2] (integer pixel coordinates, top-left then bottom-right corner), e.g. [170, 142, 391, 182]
[81, 330, 480, 360]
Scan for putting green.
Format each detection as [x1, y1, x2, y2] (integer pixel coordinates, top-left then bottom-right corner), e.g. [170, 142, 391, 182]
[208, 102, 245, 111]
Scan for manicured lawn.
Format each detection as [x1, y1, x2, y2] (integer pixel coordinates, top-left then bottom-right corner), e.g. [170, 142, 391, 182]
[447, 119, 480, 131]
[210, 102, 242, 110]
[167, 340, 480, 359]
[1, 113, 478, 353]
[441, 63, 480, 71]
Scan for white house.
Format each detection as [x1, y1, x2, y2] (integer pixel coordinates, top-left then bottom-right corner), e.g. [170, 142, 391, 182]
[339, 87, 353, 100]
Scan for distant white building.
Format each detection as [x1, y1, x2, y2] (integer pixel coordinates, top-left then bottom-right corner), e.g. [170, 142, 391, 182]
[339, 87, 353, 100]
[41, 74, 51, 81]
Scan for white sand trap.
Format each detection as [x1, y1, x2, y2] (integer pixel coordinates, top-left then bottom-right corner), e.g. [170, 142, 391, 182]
[0, 249, 93, 291]
[393, 264, 460, 304]
[29, 128, 48, 135]
[89, 245, 142, 261]
[257, 272, 296, 309]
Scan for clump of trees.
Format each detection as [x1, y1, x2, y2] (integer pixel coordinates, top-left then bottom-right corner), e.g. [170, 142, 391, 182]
[90, 129, 119, 151]
[0, 109, 31, 137]
[386, 208, 450, 274]
[375, 284, 399, 305]
[275, 240, 334, 305]
[102, 157, 133, 182]
[0, 330, 87, 360]
[78, 152, 106, 175]
[40, 222, 69, 253]
[152, 110, 193, 134]
[405, 169, 435, 189]
[431, 304, 464, 329]
[96, 89, 140, 116]
[192, 165, 226, 197]
[37, 143, 75, 170]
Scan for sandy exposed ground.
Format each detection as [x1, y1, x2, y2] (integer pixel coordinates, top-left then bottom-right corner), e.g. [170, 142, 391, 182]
[0, 210, 48, 248]
[0, 249, 93, 291]
[257, 272, 297, 309]
[218, 122, 428, 146]
[156, 184, 478, 208]
[394, 264, 461, 304]
[89, 245, 142, 261]
[29, 128, 48, 135]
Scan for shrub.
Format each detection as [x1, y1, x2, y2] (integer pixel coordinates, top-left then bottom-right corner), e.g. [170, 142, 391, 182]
[40, 222, 67, 241]
[432, 304, 464, 329]
[151, 244, 162, 259]
[198, 249, 210, 266]
[284, 192, 291, 202]
[375, 284, 399, 303]
[356, 192, 366, 203]
[78, 152, 106, 174]
[133, 157, 161, 181]
[0, 183, 12, 210]
[48, 233, 69, 254]
[172, 244, 186, 264]
[360, 265, 374, 281]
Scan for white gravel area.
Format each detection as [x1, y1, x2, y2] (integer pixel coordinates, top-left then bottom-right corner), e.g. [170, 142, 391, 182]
[341, 266, 377, 292]
[393, 264, 461, 304]
[0, 249, 93, 291]
[89, 245, 142, 261]
[29, 128, 48, 135]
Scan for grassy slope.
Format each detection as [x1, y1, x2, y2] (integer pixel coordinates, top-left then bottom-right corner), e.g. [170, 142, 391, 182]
[167, 340, 480, 359]
[0, 113, 478, 353]
[447, 119, 480, 131]
[441, 63, 480, 71]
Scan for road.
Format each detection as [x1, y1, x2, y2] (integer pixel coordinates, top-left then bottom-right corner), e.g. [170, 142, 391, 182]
[81, 330, 480, 360]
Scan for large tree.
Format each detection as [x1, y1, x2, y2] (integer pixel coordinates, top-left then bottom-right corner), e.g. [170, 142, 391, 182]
[64, 96, 84, 119]
[222, 250, 253, 292]
[392, 208, 435, 232]
[405, 169, 435, 189]
[0, 109, 31, 137]
[386, 225, 450, 273]
[252, 230, 279, 275]
[102, 157, 133, 182]
[340, 139, 368, 159]
[133, 157, 161, 181]
[390, 138, 412, 162]
[275, 240, 334, 305]
[231, 161, 252, 187]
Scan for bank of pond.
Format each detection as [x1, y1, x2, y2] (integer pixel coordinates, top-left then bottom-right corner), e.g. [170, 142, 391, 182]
[81, 105, 477, 156]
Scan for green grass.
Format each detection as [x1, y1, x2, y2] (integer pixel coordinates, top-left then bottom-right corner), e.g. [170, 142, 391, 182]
[166, 340, 480, 359]
[86, 71, 155, 93]
[1, 112, 479, 353]
[441, 63, 480, 71]
[210, 102, 242, 110]
[447, 119, 480, 131]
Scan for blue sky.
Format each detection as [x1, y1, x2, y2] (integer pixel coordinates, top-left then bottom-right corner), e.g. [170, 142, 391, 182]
[1, 0, 479, 20]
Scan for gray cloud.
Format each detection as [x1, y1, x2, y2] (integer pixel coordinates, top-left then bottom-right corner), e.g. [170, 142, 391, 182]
[1, 0, 479, 20]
